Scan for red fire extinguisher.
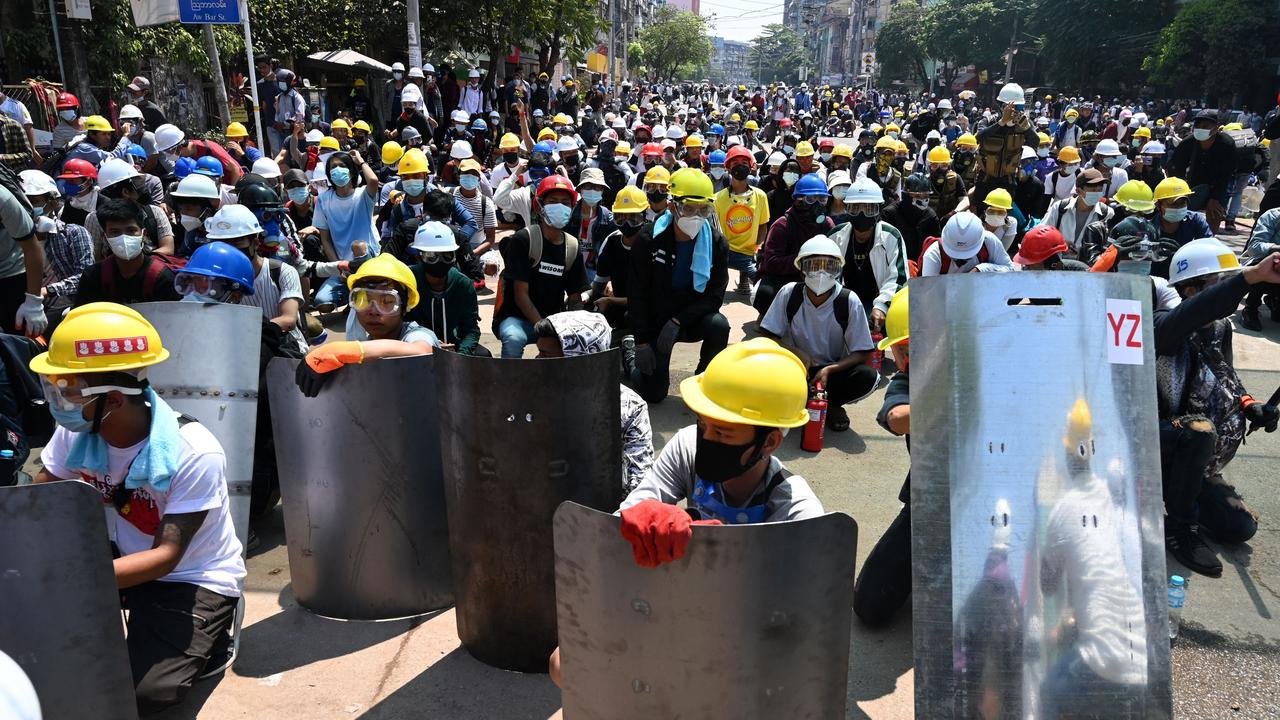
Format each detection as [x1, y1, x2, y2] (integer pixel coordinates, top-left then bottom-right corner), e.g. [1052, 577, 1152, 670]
[802, 382, 828, 452]
[870, 333, 885, 373]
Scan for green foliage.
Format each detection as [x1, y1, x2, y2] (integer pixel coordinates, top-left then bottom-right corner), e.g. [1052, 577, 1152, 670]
[1033, 0, 1172, 90]
[634, 6, 712, 81]
[1144, 0, 1275, 101]
[532, 0, 609, 74]
[875, 4, 929, 87]
[748, 24, 805, 85]
[247, 0, 406, 64]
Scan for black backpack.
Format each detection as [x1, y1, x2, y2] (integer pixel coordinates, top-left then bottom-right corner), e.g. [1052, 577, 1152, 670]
[784, 283, 852, 332]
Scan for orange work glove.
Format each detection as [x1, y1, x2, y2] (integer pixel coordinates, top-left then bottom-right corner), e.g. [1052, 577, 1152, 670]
[305, 340, 364, 374]
[619, 499, 694, 568]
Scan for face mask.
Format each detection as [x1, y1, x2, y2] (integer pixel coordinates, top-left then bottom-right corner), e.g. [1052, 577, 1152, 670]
[1083, 191, 1104, 206]
[49, 402, 97, 433]
[288, 187, 311, 204]
[730, 165, 750, 181]
[677, 216, 704, 237]
[851, 214, 876, 232]
[329, 166, 351, 187]
[278, 81, 288, 92]
[805, 270, 837, 295]
[1163, 207, 1188, 223]
[831, 186, 848, 202]
[581, 189, 603, 205]
[783, 172, 799, 187]
[646, 190, 667, 205]
[985, 212, 1006, 227]
[393, 71, 404, 80]
[542, 202, 572, 228]
[1037, 148, 1050, 158]
[180, 214, 203, 231]
[694, 432, 767, 484]
[181, 292, 221, 304]
[423, 261, 451, 278]
[503, 152, 520, 165]
[912, 198, 930, 210]
[820, 152, 832, 163]
[1103, 155, 1122, 168]
[59, 109, 77, 121]
[1192, 128, 1212, 142]
[1061, 163, 1078, 174]
[1067, 117, 1076, 124]
[458, 175, 480, 191]
[710, 167, 726, 181]
[107, 233, 144, 260]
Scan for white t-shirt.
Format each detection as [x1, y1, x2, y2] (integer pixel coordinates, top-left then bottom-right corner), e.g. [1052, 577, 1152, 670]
[451, 188, 497, 245]
[41, 420, 246, 598]
[1044, 169, 1077, 202]
[760, 282, 875, 366]
[0, 96, 32, 126]
[919, 233, 1013, 275]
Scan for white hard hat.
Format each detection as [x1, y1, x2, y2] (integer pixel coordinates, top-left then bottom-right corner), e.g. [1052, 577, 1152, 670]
[937, 99, 953, 110]
[1140, 141, 1166, 155]
[766, 151, 786, 168]
[204, 204, 263, 239]
[449, 139, 473, 160]
[825, 170, 851, 191]
[411, 220, 459, 252]
[154, 123, 185, 152]
[941, 212, 987, 260]
[652, 124, 667, 140]
[794, 235, 844, 270]
[408, 66, 425, 79]
[170, 173, 221, 200]
[997, 83, 1025, 104]
[726, 135, 742, 148]
[612, 116, 626, 129]
[423, 63, 435, 74]
[0, 650, 41, 720]
[97, 157, 140, 189]
[391, 62, 406, 72]
[304, 128, 325, 143]
[1095, 138, 1122, 156]
[666, 125, 686, 140]
[19, 169, 58, 197]
[118, 104, 144, 121]
[1021, 146, 1037, 161]
[600, 129, 619, 142]
[845, 176, 884, 205]
[400, 83, 423, 104]
[1169, 237, 1240, 286]
[468, 68, 481, 79]
[926, 129, 941, 140]
[251, 157, 282, 178]
[555, 136, 578, 153]
[450, 109, 470, 124]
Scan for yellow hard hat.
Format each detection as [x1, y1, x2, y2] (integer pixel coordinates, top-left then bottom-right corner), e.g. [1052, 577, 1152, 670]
[225, 122, 248, 138]
[84, 115, 114, 132]
[537, 127, 558, 142]
[984, 188, 1014, 210]
[1153, 176, 1194, 203]
[1266, 138, 1273, 149]
[353, 78, 367, 88]
[895, 140, 909, 154]
[679, 338, 809, 428]
[927, 145, 952, 164]
[1114, 180, 1155, 213]
[1056, 146, 1081, 164]
[794, 140, 815, 157]
[397, 147, 431, 175]
[331, 118, 351, 132]
[346, 253, 420, 310]
[832, 143, 854, 159]
[1036, 132, 1051, 145]
[319, 136, 340, 151]
[886, 123, 901, 133]
[612, 185, 648, 215]
[553, 113, 572, 125]
[1045, 94, 1053, 101]
[730, 113, 741, 122]
[353, 120, 372, 133]
[643, 165, 671, 187]
[670, 168, 714, 201]
[30, 303, 169, 375]
[381, 141, 405, 166]
[955, 132, 978, 149]
[1065, 108, 1079, 119]
[877, 287, 910, 351]
[499, 132, 521, 150]
[684, 135, 704, 149]
[1063, 398, 1093, 451]
[744, 120, 760, 131]
[874, 136, 896, 151]
[1132, 126, 1151, 139]
[615, 141, 632, 155]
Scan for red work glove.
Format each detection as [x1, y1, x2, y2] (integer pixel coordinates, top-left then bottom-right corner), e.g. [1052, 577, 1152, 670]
[619, 500, 694, 568]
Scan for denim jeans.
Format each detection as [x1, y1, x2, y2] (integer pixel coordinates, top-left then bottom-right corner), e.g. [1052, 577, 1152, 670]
[726, 250, 757, 280]
[498, 316, 537, 358]
[314, 276, 348, 307]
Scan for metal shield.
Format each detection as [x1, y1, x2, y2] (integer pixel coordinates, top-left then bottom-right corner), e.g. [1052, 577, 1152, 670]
[134, 302, 260, 549]
[553, 501, 857, 719]
[0, 482, 139, 720]
[910, 273, 1172, 719]
[265, 355, 453, 620]
[436, 350, 623, 672]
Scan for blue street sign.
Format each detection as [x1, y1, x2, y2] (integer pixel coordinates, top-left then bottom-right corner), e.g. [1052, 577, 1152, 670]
[178, 0, 241, 24]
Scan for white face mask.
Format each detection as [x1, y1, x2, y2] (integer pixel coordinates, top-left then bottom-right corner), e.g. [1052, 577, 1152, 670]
[34, 216, 57, 234]
[985, 212, 1006, 227]
[179, 214, 203, 231]
[106, 233, 144, 260]
[676, 216, 704, 238]
[804, 270, 837, 295]
[1061, 163, 1079, 174]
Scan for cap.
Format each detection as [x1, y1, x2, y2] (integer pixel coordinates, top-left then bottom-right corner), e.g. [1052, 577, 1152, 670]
[1077, 167, 1106, 186]
[1193, 109, 1220, 123]
[126, 76, 150, 92]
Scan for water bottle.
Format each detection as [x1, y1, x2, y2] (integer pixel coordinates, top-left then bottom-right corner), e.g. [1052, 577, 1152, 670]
[0, 448, 14, 488]
[1168, 575, 1186, 640]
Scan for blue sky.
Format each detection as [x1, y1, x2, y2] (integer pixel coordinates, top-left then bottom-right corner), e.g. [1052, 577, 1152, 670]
[701, 0, 784, 43]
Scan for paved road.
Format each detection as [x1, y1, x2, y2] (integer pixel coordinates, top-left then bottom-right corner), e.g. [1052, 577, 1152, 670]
[146, 254, 1280, 719]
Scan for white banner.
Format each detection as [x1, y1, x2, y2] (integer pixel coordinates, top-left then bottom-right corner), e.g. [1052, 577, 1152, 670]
[65, 0, 92, 21]
[130, 0, 180, 27]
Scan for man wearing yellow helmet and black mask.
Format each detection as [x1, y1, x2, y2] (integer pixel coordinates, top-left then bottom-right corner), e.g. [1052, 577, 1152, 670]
[31, 303, 245, 713]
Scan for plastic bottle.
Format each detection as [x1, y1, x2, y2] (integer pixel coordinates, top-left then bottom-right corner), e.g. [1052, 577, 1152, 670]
[1168, 575, 1186, 640]
[0, 448, 14, 488]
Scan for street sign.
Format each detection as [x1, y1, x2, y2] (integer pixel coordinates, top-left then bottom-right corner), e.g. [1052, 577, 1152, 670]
[178, 0, 240, 24]
[65, 0, 92, 21]
[860, 52, 876, 76]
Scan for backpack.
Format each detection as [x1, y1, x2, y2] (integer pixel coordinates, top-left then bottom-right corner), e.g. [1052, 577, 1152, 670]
[101, 254, 169, 298]
[784, 283, 851, 333]
[919, 235, 989, 275]
[493, 224, 579, 319]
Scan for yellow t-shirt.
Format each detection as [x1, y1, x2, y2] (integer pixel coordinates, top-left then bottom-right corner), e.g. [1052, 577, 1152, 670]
[714, 186, 770, 255]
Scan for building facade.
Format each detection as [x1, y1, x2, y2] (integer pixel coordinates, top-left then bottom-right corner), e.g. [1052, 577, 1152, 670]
[710, 36, 752, 85]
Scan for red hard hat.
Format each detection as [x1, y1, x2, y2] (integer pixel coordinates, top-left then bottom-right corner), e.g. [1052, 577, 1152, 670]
[641, 142, 663, 158]
[779, 118, 793, 128]
[1013, 225, 1068, 265]
[55, 92, 79, 110]
[56, 158, 98, 180]
[818, 138, 835, 150]
[635, 124, 651, 136]
[536, 173, 578, 203]
[725, 145, 754, 168]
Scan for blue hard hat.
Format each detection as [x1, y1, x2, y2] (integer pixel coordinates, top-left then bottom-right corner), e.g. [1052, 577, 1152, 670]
[533, 140, 556, 155]
[793, 172, 830, 198]
[194, 156, 223, 178]
[173, 156, 198, 179]
[126, 144, 148, 160]
[471, 118, 488, 131]
[708, 123, 725, 136]
[708, 150, 727, 165]
[180, 241, 256, 295]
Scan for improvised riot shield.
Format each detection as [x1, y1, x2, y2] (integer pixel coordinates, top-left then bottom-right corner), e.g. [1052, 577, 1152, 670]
[134, 302, 260, 550]
[553, 502, 858, 719]
[910, 273, 1172, 718]
[266, 356, 453, 620]
[435, 350, 623, 672]
[0, 482, 139, 720]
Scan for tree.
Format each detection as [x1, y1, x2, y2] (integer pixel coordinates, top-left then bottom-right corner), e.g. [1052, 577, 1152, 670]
[875, 3, 929, 87]
[921, 0, 1013, 88]
[1032, 0, 1173, 91]
[532, 0, 609, 76]
[633, 5, 712, 81]
[1144, 0, 1276, 103]
[748, 24, 805, 86]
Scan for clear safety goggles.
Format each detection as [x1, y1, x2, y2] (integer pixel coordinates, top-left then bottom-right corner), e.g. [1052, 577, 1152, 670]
[617, 214, 646, 229]
[847, 202, 879, 217]
[530, 151, 552, 165]
[420, 250, 454, 264]
[799, 256, 842, 275]
[794, 194, 826, 207]
[350, 287, 402, 315]
[174, 273, 241, 299]
[40, 375, 143, 413]
[1123, 238, 1177, 262]
[675, 199, 713, 218]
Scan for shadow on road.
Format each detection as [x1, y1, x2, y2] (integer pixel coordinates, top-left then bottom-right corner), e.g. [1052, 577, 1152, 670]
[845, 612, 915, 719]
[361, 646, 562, 720]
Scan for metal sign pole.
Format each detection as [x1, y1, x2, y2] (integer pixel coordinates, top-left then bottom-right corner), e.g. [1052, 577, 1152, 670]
[240, 0, 265, 154]
[47, 0, 67, 84]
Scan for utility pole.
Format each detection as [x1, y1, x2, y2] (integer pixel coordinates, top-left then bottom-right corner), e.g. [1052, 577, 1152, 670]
[1004, 15, 1018, 83]
[47, 0, 67, 84]
[406, 0, 422, 69]
[203, 24, 231, 128]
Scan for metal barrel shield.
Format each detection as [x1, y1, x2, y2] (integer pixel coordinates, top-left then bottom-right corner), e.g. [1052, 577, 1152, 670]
[0, 482, 139, 720]
[435, 350, 623, 672]
[553, 501, 858, 718]
[265, 355, 453, 620]
[910, 273, 1172, 718]
[134, 302, 260, 549]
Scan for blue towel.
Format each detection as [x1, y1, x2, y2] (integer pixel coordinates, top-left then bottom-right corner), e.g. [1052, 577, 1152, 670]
[654, 210, 712, 293]
[65, 387, 183, 493]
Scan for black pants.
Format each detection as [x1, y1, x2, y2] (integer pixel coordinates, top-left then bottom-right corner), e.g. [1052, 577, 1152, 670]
[635, 312, 730, 403]
[1243, 282, 1279, 309]
[122, 580, 238, 715]
[853, 503, 912, 627]
[1159, 416, 1258, 543]
[808, 363, 878, 407]
[0, 272, 28, 335]
[752, 274, 793, 317]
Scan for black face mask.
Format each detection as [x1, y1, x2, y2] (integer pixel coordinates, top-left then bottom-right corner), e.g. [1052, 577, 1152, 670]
[646, 190, 667, 204]
[729, 164, 750, 181]
[423, 261, 451, 278]
[503, 152, 519, 165]
[619, 220, 644, 236]
[931, 168, 948, 183]
[695, 431, 768, 484]
[851, 213, 877, 232]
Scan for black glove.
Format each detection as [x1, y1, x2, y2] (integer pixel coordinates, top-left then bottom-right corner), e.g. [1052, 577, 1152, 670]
[656, 320, 681, 356]
[295, 360, 334, 398]
[635, 344, 656, 376]
[1245, 402, 1279, 433]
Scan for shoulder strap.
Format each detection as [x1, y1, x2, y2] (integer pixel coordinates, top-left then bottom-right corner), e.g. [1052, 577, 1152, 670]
[101, 258, 116, 295]
[833, 287, 851, 332]
[268, 257, 282, 286]
[563, 232, 579, 268]
[748, 467, 793, 508]
[528, 224, 543, 265]
[785, 283, 804, 323]
[141, 255, 166, 296]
